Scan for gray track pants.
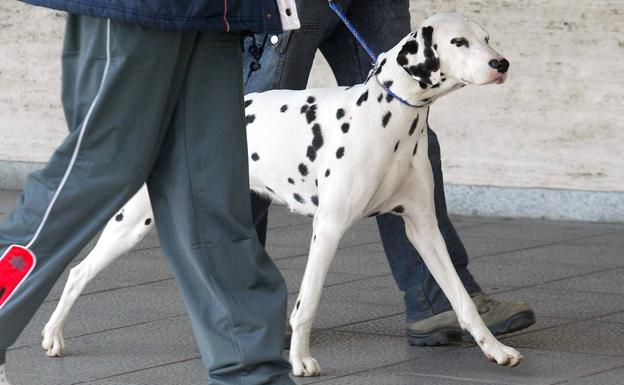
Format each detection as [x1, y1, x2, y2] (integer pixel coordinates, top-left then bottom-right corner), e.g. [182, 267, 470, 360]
[0, 15, 293, 385]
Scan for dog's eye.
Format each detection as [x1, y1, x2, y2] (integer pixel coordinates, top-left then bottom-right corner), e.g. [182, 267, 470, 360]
[450, 37, 469, 48]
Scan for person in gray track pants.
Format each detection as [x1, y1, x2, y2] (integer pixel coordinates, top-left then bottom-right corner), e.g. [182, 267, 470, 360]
[0, 11, 297, 385]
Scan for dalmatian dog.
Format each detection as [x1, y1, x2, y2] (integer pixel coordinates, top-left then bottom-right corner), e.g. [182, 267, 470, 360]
[41, 12, 519, 377]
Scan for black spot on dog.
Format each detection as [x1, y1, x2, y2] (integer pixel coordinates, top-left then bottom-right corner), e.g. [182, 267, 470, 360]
[306, 104, 318, 124]
[374, 58, 387, 75]
[451, 37, 469, 48]
[392, 205, 405, 214]
[293, 193, 305, 203]
[115, 213, 124, 222]
[431, 83, 441, 88]
[145, 218, 152, 226]
[251, 153, 260, 161]
[356, 90, 369, 106]
[396, 53, 408, 66]
[307, 96, 316, 103]
[441, 77, 446, 82]
[266, 186, 274, 193]
[394, 141, 400, 152]
[401, 26, 440, 85]
[315, 179, 318, 187]
[413, 143, 419, 156]
[313, 234, 316, 241]
[368, 212, 380, 217]
[336, 147, 345, 159]
[325, 169, 331, 177]
[280, 104, 288, 112]
[296, 300, 301, 310]
[419, 81, 428, 89]
[336, 108, 345, 120]
[300, 105, 308, 114]
[409, 116, 419, 136]
[383, 81, 395, 103]
[311, 195, 319, 206]
[245, 115, 255, 125]
[423, 98, 432, 103]
[341, 123, 350, 133]
[298, 163, 309, 176]
[288, 178, 295, 184]
[377, 94, 383, 102]
[244, 99, 253, 108]
[404, 39, 419, 54]
[382, 111, 392, 127]
[311, 123, 323, 150]
[306, 146, 317, 161]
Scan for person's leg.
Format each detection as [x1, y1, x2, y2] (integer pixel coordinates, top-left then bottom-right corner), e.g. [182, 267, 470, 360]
[146, 30, 293, 385]
[0, 15, 194, 366]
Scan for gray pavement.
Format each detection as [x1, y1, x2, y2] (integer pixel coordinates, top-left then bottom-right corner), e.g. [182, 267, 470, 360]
[1, 188, 624, 385]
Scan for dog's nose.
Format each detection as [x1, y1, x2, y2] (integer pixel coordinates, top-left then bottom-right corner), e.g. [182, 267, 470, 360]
[489, 58, 510, 73]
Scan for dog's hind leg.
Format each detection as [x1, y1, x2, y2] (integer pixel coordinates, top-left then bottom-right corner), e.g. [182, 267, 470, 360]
[400, 199, 522, 366]
[289, 212, 353, 377]
[42, 184, 155, 357]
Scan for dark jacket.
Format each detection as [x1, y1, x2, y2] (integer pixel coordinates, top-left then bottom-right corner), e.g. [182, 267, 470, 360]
[19, 0, 285, 33]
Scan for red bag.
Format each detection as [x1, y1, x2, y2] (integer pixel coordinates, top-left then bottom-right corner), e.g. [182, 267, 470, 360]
[0, 245, 37, 310]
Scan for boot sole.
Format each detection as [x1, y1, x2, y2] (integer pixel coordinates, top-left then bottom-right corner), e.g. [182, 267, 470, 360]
[407, 310, 536, 346]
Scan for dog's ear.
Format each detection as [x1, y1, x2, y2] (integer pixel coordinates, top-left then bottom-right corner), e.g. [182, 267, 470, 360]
[396, 26, 441, 86]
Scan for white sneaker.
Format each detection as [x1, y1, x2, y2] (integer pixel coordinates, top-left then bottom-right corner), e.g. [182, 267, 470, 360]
[0, 364, 11, 385]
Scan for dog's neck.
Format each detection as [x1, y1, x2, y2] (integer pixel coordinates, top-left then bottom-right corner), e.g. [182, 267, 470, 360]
[370, 38, 463, 108]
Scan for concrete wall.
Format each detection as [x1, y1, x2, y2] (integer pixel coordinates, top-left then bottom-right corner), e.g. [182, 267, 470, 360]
[1, 1, 623, 220]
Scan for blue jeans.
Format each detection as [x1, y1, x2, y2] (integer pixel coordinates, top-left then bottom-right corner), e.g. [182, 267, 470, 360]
[244, 0, 481, 322]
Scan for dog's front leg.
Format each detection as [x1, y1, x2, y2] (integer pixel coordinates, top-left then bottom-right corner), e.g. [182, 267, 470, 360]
[42, 184, 155, 357]
[289, 214, 350, 377]
[401, 209, 522, 366]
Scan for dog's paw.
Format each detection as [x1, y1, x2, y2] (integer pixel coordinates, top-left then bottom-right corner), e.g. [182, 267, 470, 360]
[41, 323, 65, 357]
[290, 355, 321, 377]
[482, 340, 523, 367]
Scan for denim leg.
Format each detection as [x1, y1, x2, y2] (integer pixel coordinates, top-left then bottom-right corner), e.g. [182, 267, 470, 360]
[377, 127, 482, 322]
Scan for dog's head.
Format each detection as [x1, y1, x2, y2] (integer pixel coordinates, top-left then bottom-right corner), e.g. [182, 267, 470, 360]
[394, 13, 508, 88]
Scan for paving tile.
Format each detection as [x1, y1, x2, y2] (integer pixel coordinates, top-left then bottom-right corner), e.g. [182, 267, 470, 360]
[85, 358, 206, 385]
[7, 317, 198, 383]
[305, 370, 511, 385]
[559, 366, 624, 385]
[288, 295, 403, 331]
[539, 267, 624, 295]
[13, 280, 188, 349]
[503, 320, 624, 357]
[292, 331, 454, 384]
[491, 288, 624, 321]
[457, 219, 620, 242]
[567, 230, 624, 247]
[0, 189, 20, 215]
[476, 243, 624, 269]
[463, 236, 547, 259]
[277, 242, 392, 278]
[47, 247, 174, 301]
[378, 347, 624, 385]
[469, 257, 600, 287]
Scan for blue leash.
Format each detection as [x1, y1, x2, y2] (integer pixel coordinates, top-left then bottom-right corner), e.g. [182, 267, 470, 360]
[327, 0, 421, 108]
